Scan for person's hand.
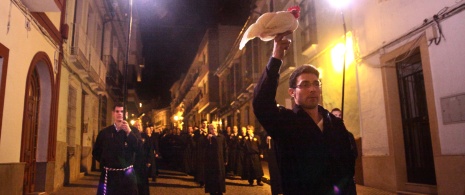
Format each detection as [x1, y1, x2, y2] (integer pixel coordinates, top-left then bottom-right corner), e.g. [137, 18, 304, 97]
[272, 31, 293, 60]
[121, 120, 131, 135]
[147, 163, 151, 167]
[260, 154, 264, 159]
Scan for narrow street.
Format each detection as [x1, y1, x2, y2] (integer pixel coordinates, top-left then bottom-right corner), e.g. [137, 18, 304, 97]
[52, 169, 395, 195]
[51, 169, 272, 195]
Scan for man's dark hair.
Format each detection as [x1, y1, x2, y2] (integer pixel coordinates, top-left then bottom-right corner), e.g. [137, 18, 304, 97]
[331, 108, 341, 112]
[289, 64, 320, 88]
[113, 102, 124, 111]
[201, 119, 208, 123]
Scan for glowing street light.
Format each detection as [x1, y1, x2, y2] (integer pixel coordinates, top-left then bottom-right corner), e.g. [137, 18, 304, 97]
[328, 0, 350, 9]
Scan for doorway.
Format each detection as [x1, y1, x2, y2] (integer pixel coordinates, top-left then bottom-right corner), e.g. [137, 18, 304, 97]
[21, 69, 40, 193]
[396, 49, 436, 185]
[21, 53, 54, 193]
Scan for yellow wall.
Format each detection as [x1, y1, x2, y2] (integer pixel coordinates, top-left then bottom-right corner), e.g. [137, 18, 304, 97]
[0, 1, 60, 163]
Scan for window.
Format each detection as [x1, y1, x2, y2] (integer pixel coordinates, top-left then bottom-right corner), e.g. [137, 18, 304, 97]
[300, 0, 318, 50]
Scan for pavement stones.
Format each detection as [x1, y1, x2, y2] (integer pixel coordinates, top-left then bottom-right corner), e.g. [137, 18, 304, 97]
[52, 170, 395, 195]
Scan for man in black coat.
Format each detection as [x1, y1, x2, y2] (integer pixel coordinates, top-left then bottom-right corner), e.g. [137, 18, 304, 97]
[204, 124, 228, 195]
[182, 126, 196, 175]
[133, 121, 154, 195]
[194, 119, 209, 187]
[253, 32, 356, 194]
[226, 126, 240, 176]
[149, 126, 160, 180]
[92, 103, 139, 195]
[242, 125, 264, 186]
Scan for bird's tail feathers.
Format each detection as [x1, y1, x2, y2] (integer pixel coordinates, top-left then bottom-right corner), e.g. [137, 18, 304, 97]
[239, 23, 260, 50]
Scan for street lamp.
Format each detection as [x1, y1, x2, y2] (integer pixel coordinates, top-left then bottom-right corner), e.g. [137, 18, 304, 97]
[329, 0, 350, 120]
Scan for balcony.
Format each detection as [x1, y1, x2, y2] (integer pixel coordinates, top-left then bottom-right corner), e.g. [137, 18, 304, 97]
[69, 25, 89, 71]
[104, 55, 123, 97]
[68, 25, 106, 93]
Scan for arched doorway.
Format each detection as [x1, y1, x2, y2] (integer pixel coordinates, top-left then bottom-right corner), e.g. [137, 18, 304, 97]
[21, 52, 53, 193]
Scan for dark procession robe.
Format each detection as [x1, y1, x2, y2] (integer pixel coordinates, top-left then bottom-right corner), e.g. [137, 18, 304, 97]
[194, 130, 208, 185]
[92, 125, 139, 195]
[242, 135, 264, 181]
[204, 134, 228, 194]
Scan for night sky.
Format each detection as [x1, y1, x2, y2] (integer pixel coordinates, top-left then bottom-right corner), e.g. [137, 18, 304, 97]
[135, 0, 254, 108]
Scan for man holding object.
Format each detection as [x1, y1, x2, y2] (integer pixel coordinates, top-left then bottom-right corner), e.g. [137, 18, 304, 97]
[93, 102, 139, 195]
[253, 31, 356, 194]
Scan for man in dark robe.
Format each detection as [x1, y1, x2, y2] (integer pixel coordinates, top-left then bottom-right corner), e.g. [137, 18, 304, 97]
[265, 135, 283, 195]
[149, 126, 160, 181]
[242, 125, 264, 186]
[194, 119, 208, 187]
[182, 126, 196, 175]
[92, 103, 139, 195]
[204, 124, 228, 195]
[237, 126, 247, 179]
[133, 121, 154, 195]
[226, 126, 240, 177]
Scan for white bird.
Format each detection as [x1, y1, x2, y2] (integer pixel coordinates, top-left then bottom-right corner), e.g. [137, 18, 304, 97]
[239, 6, 300, 50]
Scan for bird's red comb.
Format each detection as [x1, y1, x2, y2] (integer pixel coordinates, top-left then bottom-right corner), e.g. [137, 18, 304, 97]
[287, 6, 301, 19]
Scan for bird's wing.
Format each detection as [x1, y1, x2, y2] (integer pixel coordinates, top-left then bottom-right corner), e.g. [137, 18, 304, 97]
[260, 12, 297, 37]
[239, 13, 277, 50]
[240, 23, 258, 50]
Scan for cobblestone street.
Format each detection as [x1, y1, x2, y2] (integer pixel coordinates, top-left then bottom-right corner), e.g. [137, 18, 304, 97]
[52, 169, 395, 195]
[52, 169, 272, 195]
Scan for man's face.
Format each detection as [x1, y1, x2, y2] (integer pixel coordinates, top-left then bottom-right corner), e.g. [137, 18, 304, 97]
[332, 110, 342, 118]
[201, 121, 207, 129]
[241, 127, 247, 134]
[188, 126, 193, 133]
[113, 106, 124, 122]
[208, 125, 217, 135]
[289, 73, 321, 110]
[233, 126, 238, 134]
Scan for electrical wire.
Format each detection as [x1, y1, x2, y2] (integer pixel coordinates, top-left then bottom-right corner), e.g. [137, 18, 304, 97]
[360, 1, 465, 66]
[10, 0, 59, 50]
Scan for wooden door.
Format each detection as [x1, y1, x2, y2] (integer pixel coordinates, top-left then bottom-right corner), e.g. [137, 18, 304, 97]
[21, 69, 40, 193]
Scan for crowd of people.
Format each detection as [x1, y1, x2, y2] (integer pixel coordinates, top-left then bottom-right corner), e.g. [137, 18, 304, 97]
[92, 30, 358, 195]
[151, 120, 270, 194]
[92, 102, 272, 195]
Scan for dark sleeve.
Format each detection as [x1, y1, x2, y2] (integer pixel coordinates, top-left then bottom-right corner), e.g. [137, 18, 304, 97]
[223, 135, 228, 164]
[126, 130, 140, 152]
[92, 130, 104, 162]
[253, 57, 284, 137]
[257, 136, 263, 155]
[348, 132, 358, 159]
[153, 134, 160, 154]
[145, 135, 155, 164]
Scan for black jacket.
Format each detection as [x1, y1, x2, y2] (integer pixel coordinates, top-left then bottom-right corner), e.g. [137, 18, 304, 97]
[253, 58, 355, 195]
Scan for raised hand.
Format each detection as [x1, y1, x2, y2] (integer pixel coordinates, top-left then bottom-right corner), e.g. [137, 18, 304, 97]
[272, 31, 293, 60]
[121, 120, 131, 135]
